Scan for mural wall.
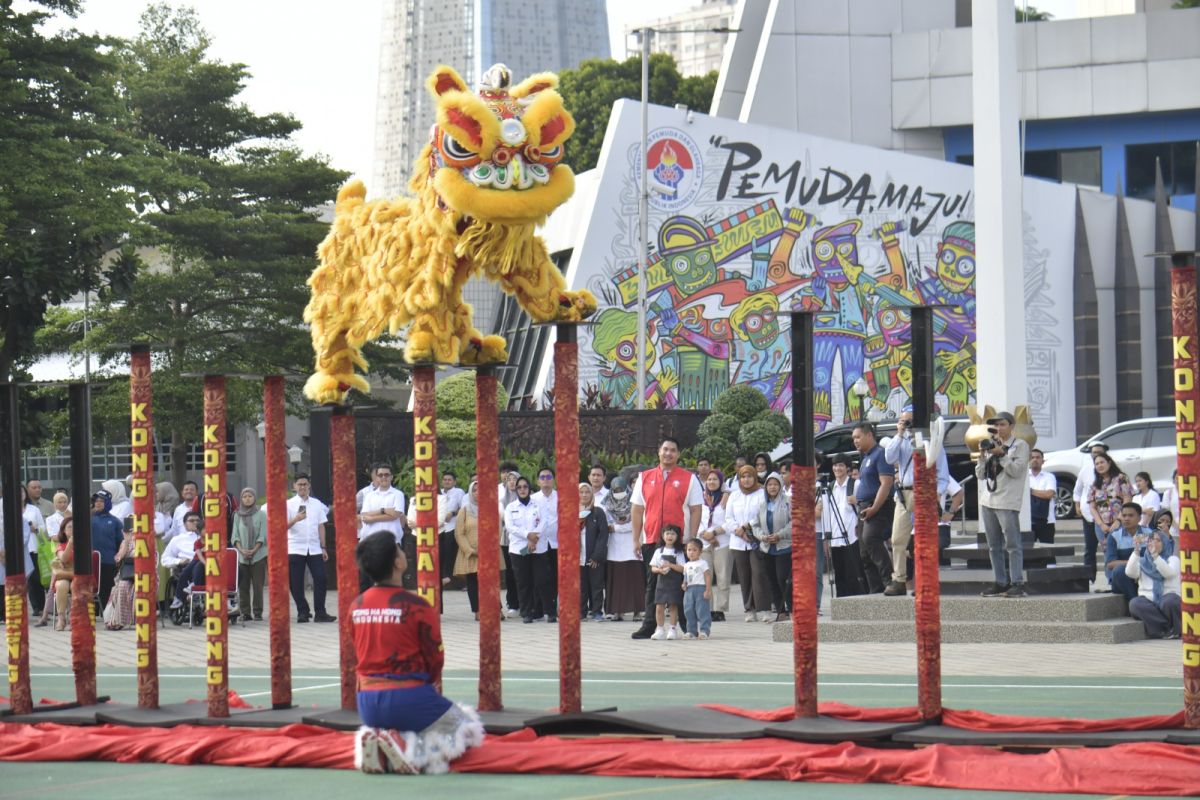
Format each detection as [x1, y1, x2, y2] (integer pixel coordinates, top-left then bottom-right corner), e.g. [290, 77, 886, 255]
[564, 101, 1077, 447]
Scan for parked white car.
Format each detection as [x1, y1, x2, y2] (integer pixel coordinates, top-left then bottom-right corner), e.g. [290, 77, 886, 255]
[1040, 416, 1176, 518]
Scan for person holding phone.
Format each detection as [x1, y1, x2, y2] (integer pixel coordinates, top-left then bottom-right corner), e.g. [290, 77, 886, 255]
[1125, 529, 1182, 639]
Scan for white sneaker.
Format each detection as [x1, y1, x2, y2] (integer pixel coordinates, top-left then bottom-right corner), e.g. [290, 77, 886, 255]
[169, 598, 183, 610]
[759, 612, 774, 623]
[744, 612, 756, 622]
[682, 632, 696, 640]
[666, 626, 678, 640]
[699, 632, 709, 640]
[650, 626, 666, 640]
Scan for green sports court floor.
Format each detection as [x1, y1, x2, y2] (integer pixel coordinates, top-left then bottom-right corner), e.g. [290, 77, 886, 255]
[1, 669, 1185, 799]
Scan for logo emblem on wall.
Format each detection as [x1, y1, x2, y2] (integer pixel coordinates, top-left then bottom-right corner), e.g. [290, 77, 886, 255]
[643, 128, 703, 212]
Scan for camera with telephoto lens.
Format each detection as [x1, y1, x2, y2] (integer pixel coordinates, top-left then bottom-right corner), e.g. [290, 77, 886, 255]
[979, 426, 1000, 452]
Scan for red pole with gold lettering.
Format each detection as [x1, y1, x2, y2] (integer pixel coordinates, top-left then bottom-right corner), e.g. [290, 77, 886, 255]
[475, 368, 502, 711]
[203, 375, 230, 718]
[412, 366, 441, 653]
[331, 406, 358, 711]
[913, 451, 942, 719]
[263, 376, 292, 708]
[130, 345, 158, 708]
[554, 327, 581, 714]
[1170, 254, 1200, 728]
[2, 382, 31, 714]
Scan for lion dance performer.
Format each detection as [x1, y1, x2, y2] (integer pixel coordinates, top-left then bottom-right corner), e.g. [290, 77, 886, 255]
[352, 531, 485, 774]
[304, 63, 597, 404]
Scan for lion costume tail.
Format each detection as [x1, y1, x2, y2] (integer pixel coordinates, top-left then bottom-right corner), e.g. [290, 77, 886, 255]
[303, 180, 377, 405]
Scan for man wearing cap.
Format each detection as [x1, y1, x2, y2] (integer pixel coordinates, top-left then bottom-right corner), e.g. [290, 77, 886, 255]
[1071, 441, 1110, 583]
[975, 411, 1031, 597]
[882, 407, 950, 596]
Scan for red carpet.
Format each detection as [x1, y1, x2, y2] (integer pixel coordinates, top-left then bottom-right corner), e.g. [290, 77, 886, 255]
[1, 710, 1198, 794]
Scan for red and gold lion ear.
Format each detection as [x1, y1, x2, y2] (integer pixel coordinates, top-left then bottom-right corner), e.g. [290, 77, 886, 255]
[426, 64, 469, 98]
[521, 89, 575, 150]
[435, 90, 500, 161]
[510, 71, 558, 99]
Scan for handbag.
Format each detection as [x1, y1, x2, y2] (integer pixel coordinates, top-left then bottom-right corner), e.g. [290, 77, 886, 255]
[36, 533, 54, 588]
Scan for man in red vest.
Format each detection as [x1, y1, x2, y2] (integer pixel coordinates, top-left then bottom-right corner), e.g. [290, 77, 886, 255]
[631, 437, 704, 639]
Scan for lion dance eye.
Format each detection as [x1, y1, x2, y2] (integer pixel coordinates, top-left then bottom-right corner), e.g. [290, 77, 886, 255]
[538, 144, 563, 165]
[440, 132, 478, 166]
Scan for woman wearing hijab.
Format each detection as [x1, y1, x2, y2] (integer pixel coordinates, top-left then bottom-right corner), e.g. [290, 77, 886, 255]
[578, 483, 609, 622]
[231, 487, 268, 621]
[601, 476, 643, 621]
[697, 470, 730, 621]
[724, 465, 770, 622]
[102, 478, 132, 526]
[761, 473, 793, 621]
[498, 471, 521, 616]
[454, 481, 501, 620]
[1125, 529, 1182, 638]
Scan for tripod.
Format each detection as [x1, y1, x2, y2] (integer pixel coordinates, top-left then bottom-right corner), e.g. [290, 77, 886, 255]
[816, 481, 849, 601]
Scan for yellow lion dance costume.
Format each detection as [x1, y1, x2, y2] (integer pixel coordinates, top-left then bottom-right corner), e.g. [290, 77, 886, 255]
[303, 63, 597, 404]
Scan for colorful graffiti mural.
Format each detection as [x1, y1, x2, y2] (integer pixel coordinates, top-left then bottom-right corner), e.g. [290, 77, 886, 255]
[567, 102, 1074, 440]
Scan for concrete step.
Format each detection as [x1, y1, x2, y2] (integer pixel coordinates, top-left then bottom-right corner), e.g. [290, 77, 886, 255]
[828, 592, 1127, 622]
[773, 618, 1146, 644]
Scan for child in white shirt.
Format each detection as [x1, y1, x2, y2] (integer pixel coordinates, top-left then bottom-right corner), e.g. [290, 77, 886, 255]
[682, 539, 712, 639]
[649, 525, 685, 640]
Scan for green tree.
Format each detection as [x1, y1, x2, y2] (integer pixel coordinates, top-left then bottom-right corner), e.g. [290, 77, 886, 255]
[1015, 4, 1053, 21]
[1173, 0, 1199, 7]
[77, 5, 406, 485]
[557, 54, 718, 173]
[0, 0, 142, 381]
[435, 371, 509, 458]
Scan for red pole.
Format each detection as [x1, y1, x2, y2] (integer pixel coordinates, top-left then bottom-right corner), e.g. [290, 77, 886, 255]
[1170, 259, 1200, 728]
[331, 407, 358, 711]
[476, 369, 502, 711]
[913, 449, 942, 720]
[411, 367, 442, 657]
[130, 346, 158, 708]
[69, 573, 96, 705]
[554, 328, 581, 714]
[791, 464, 817, 717]
[264, 376, 292, 708]
[4, 577, 31, 714]
[203, 375, 230, 718]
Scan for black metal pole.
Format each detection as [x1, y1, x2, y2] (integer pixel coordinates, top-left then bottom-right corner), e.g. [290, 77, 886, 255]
[69, 382, 92, 574]
[791, 313, 815, 465]
[1, 383, 22, 577]
[911, 307, 935, 435]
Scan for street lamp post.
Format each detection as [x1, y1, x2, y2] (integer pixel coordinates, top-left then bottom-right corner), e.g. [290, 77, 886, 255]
[852, 376, 870, 421]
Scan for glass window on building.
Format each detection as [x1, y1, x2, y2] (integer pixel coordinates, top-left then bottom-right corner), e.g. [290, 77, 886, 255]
[1126, 140, 1198, 199]
[953, 148, 1100, 190]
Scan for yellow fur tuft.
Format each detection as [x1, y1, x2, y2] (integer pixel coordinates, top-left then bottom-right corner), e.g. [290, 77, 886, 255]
[426, 65, 468, 98]
[520, 90, 575, 150]
[510, 71, 558, 98]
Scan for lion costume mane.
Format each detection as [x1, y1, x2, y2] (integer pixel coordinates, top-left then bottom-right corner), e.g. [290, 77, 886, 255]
[303, 63, 597, 404]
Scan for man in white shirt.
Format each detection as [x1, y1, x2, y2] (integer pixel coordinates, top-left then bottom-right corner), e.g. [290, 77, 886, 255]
[359, 464, 405, 542]
[588, 465, 609, 506]
[26, 478, 54, 519]
[819, 454, 866, 597]
[1029, 448, 1057, 545]
[1072, 441, 1109, 582]
[163, 511, 205, 610]
[438, 471, 466, 587]
[532, 467, 559, 607]
[882, 410, 950, 596]
[280, 475, 335, 623]
[171, 481, 199, 539]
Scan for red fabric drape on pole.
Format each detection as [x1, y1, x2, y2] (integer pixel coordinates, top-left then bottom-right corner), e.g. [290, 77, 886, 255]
[791, 464, 817, 717]
[330, 408, 358, 711]
[475, 369, 502, 711]
[1169, 263, 1200, 728]
[263, 376, 292, 709]
[130, 346, 158, 708]
[202, 376, 229, 718]
[912, 448, 941, 720]
[553, 333, 581, 714]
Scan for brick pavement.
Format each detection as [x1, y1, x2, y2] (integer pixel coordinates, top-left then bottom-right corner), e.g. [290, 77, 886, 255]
[24, 585, 1181, 677]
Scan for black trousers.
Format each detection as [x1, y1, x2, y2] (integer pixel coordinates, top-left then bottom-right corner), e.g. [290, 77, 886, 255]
[27, 559, 45, 615]
[830, 545, 867, 597]
[636, 543, 659, 630]
[439, 530, 458, 582]
[98, 562, 118, 611]
[771, 552, 792, 613]
[288, 553, 329, 617]
[501, 547, 520, 610]
[1082, 519, 1098, 577]
[1032, 521, 1056, 544]
[581, 563, 605, 616]
[858, 499, 895, 593]
[465, 573, 479, 613]
[511, 551, 556, 619]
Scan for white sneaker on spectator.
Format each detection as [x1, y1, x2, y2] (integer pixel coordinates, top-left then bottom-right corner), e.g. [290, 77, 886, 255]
[699, 632, 710, 639]
[666, 626, 678, 640]
[682, 632, 696, 640]
[650, 626, 666, 640]
[744, 612, 756, 622]
[758, 612, 774, 623]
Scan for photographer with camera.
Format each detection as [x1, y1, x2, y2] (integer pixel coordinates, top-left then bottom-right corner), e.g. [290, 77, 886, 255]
[882, 408, 951, 596]
[852, 422, 895, 594]
[975, 411, 1031, 597]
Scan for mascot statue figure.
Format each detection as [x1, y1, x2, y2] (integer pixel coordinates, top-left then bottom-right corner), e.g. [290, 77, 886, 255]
[303, 63, 597, 404]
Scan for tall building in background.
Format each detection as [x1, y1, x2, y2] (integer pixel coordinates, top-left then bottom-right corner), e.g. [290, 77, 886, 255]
[626, 0, 735, 77]
[373, 0, 610, 200]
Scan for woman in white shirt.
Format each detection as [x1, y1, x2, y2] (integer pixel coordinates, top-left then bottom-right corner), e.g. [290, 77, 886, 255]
[697, 471, 730, 621]
[1131, 471, 1161, 528]
[504, 476, 555, 624]
[602, 475, 643, 621]
[723, 465, 768, 622]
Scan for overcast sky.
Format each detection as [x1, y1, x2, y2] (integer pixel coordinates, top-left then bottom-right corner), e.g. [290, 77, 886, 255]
[33, 0, 1082, 187]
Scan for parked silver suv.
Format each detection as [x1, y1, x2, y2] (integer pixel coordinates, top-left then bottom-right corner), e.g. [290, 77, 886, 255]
[1040, 417, 1175, 518]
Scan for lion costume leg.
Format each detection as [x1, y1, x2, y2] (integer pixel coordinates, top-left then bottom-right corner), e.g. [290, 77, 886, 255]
[496, 238, 597, 324]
